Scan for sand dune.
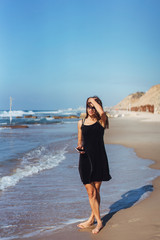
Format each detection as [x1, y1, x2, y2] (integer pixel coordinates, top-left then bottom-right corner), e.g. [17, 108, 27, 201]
[114, 84, 160, 112]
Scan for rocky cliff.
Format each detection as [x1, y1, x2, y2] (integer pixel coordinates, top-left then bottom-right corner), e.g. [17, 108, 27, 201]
[114, 84, 160, 112]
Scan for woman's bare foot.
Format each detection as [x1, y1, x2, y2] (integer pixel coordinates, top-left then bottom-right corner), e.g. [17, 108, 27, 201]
[77, 219, 94, 229]
[92, 222, 103, 234]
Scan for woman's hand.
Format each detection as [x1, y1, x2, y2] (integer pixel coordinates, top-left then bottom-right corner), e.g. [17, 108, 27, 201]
[87, 97, 107, 128]
[76, 146, 85, 154]
[88, 98, 95, 105]
[88, 98, 104, 116]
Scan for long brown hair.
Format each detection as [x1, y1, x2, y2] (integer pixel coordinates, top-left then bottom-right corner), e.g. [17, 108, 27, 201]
[85, 96, 103, 120]
[85, 96, 109, 128]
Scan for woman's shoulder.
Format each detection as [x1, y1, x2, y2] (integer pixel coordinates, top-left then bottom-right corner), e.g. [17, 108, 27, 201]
[78, 119, 84, 127]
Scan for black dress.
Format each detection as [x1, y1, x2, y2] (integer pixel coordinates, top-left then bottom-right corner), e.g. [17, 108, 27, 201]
[79, 121, 111, 185]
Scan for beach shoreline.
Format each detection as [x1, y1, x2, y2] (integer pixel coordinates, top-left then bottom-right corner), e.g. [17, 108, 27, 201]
[94, 114, 160, 240]
[27, 112, 160, 240]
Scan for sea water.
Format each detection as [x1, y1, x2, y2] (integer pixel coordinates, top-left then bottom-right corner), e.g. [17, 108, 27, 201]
[0, 109, 159, 239]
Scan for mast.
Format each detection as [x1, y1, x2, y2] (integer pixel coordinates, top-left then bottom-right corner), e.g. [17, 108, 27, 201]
[9, 97, 12, 125]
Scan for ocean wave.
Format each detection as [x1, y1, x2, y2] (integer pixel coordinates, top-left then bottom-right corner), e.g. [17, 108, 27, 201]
[0, 110, 35, 118]
[35, 110, 63, 114]
[45, 117, 53, 121]
[59, 107, 85, 115]
[36, 107, 85, 116]
[0, 146, 67, 191]
[0, 217, 88, 240]
[0, 107, 85, 118]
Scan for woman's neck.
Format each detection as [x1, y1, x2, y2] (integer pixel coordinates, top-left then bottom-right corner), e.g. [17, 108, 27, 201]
[87, 115, 97, 122]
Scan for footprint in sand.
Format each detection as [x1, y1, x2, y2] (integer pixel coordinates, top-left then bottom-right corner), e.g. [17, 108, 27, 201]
[128, 218, 140, 223]
[111, 224, 119, 228]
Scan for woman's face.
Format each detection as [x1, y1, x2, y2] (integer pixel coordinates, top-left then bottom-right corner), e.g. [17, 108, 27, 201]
[87, 102, 96, 117]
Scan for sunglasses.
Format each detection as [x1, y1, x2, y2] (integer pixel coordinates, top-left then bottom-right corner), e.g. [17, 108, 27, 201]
[87, 104, 96, 110]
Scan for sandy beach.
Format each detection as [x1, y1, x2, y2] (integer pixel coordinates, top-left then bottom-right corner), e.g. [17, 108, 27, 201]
[29, 111, 160, 240]
[94, 112, 160, 240]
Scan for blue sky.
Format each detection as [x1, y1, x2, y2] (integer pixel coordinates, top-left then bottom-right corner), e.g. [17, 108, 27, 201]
[0, 0, 160, 110]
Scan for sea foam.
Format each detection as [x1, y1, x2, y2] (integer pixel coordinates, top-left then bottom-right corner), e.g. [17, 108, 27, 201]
[0, 146, 67, 191]
[0, 110, 35, 118]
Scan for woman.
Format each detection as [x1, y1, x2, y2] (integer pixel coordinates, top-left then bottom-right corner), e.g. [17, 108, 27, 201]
[77, 96, 111, 234]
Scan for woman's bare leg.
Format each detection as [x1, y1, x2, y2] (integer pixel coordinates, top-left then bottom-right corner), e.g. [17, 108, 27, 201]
[85, 182, 101, 225]
[77, 183, 95, 229]
[89, 182, 103, 234]
[77, 182, 103, 233]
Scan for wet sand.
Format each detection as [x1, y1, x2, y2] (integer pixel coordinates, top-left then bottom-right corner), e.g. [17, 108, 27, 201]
[30, 112, 160, 240]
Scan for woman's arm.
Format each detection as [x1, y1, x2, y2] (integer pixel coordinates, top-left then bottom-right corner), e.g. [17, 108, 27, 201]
[77, 120, 85, 153]
[88, 98, 107, 128]
[77, 119, 83, 147]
